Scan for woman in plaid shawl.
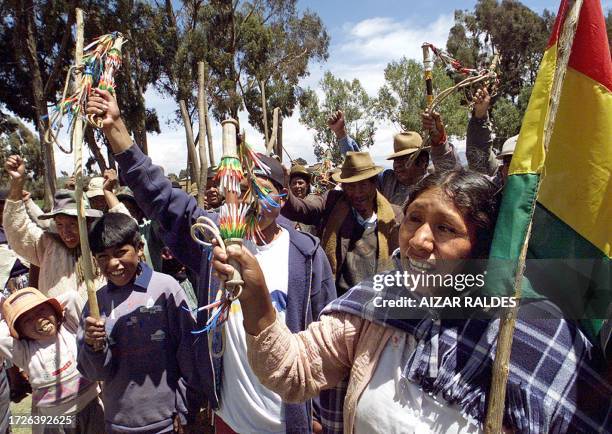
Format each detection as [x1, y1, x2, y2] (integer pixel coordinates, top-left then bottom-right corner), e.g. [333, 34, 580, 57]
[211, 169, 611, 434]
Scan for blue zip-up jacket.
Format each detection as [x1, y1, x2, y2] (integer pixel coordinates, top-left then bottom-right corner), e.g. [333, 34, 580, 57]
[114, 144, 337, 433]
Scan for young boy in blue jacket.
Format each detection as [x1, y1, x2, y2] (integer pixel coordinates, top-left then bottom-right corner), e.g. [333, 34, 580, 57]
[77, 213, 197, 433]
[87, 89, 337, 433]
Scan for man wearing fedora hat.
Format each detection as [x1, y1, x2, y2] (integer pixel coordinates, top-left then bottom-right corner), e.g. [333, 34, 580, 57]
[288, 165, 318, 235]
[282, 151, 403, 296]
[289, 165, 312, 199]
[328, 110, 459, 206]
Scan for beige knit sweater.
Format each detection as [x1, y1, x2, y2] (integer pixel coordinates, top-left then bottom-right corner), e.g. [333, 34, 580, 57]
[3, 199, 107, 304]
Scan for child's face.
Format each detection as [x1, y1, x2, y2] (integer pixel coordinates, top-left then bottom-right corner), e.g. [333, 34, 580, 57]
[17, 303, 59, 340]
[95, 243, 142, 287]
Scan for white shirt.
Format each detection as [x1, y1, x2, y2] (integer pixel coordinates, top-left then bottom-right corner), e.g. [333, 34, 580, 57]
[217, 227, 290, 433]
[355, 330, 482, 434]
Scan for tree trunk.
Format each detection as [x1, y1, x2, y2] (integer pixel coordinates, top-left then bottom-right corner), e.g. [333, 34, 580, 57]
[179, 100, 200, 187]
[275, 114, 283, 163]
[267, 107, 279, 156]
[199, 61, 215, 167]
[122, 34, 148, 154]
[19, 0, 56, 207]
[205, 94, 215, 167]
[85, 128, 108, 173]
[260, 79, 270, 145]
[197, 62, 209, 207]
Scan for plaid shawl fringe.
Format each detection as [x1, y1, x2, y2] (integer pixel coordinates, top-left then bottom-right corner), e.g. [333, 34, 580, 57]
[319, 260, 611, 434]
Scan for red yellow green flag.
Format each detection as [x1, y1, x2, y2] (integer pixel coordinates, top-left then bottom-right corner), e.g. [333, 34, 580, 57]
[488, 0, 611, 340]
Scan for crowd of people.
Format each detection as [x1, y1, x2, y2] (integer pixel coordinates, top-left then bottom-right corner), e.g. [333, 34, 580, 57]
[0, 83, 608, 434]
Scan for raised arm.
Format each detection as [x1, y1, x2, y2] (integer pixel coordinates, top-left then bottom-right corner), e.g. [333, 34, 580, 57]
[466, 88, 498, 176]
[87, 89, 209, 272]
[328, 111, 360, 155]
[211, 242, 357, 402]
[3, 156, 46, 266]
[281, 190, 326, 225]
[22, 191, 52, 230]
[422, 111, 461, 172]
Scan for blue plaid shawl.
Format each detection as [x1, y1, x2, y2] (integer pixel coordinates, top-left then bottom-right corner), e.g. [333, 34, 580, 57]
[319, 260, 611, 433]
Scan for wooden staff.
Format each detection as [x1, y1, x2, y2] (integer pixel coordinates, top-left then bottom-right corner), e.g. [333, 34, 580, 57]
[484, 0, 583, 432]
[72, 8, 100, 318]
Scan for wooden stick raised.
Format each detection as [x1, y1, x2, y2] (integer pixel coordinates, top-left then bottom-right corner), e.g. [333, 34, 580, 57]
[72, 8, 100, 319]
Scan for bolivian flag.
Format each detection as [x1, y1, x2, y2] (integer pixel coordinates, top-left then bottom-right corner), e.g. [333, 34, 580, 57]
[488, 0, 611, 341]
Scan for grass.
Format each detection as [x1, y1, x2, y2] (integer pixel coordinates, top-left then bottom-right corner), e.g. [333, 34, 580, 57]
[10, 395, 32, 433]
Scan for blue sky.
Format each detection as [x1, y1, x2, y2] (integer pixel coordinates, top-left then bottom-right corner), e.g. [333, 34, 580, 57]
[51, 0, 596, 175]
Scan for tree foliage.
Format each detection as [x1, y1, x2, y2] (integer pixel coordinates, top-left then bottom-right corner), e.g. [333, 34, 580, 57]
[446, 0, 557, 144]
[447, 0, 555, 100]
[299, 71, 376, 165]
[0, 114, 45, 197]
[205, 0, 329, 123]
[375, 57, 467, 138]
[0, 0, 74, 123]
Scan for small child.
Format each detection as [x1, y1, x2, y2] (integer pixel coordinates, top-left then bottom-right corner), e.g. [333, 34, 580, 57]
[77, 212, 197, 433]
[0, 287, 104, 434]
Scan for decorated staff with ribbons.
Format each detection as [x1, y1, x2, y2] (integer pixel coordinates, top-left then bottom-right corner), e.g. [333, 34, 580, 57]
[40, 18, 126, 319]
[2, 26, 126, 308]
[87, 80, 336, 432]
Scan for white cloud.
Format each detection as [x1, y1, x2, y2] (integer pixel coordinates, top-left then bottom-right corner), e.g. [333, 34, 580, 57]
[348, 17, 402, 39]
[340, 14, 454, 63]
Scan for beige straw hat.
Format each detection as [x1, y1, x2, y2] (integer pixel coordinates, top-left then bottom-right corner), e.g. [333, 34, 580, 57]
[2, 288, 63, 338]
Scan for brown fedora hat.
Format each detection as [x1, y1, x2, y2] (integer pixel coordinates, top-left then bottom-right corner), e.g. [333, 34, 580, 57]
[332, 152, 383, 184]
[2, 287, 63, 338]
[290, 165, 311, 183]
[387, 131, 423, 160]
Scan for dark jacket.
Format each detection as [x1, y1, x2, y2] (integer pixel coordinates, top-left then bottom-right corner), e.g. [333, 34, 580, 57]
[114, 145, 337, 434]
[77, 264, 196, 433]
[281, 189, 402, 296]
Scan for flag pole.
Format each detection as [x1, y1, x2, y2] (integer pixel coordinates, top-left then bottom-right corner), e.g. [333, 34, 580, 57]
[484, 0, 584, 432]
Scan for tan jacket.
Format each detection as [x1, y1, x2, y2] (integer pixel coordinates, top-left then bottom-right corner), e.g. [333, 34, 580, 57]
[246, 313, 393, 434]
[3, 199, 109, 304]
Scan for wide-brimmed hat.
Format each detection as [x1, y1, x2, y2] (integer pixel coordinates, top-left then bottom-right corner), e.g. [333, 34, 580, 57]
[2, 287, 63, 338]
[386, 131, 423, 160]
[85, 177, 104, 198]
[499, 134, 518, 158]
[290, 165, 311, 183]
[332, 152, 383, 184]
[206, 167, 218, 180]
[38, 189, 103, 220]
